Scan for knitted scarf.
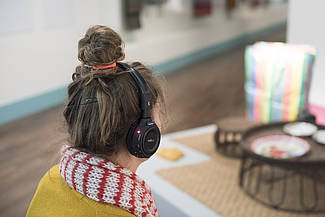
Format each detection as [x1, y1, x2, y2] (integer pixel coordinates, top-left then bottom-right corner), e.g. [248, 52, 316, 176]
[59, 145, 159, 217]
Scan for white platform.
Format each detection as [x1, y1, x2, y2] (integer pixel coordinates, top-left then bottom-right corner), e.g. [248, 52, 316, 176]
[137, 125, 221, 217]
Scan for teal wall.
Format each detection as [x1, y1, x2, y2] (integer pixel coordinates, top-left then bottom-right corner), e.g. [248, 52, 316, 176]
[0, 21, 286, 125]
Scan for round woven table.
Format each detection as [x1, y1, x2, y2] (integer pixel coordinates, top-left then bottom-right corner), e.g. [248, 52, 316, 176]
[239, 122, 325, 213]
[215, 116, 257, 157]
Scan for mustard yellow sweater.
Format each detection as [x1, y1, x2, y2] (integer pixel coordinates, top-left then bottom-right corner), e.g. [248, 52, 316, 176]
[26, 165, 136, 217]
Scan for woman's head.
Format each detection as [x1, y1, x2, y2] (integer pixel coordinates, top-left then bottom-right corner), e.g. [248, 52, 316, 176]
[63, 25, 165, 159]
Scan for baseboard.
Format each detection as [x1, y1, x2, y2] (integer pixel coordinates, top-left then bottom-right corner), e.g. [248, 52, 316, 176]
[0, 88, 66, 125]
[154, 21, 287, 74]
[0, 21, 286, 126]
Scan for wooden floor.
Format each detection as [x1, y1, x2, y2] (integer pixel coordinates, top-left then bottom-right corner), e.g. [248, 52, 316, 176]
[0, 28, 285, 217]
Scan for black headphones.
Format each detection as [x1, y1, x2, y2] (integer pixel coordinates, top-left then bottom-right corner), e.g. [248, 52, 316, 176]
[117, 62, 161, 158]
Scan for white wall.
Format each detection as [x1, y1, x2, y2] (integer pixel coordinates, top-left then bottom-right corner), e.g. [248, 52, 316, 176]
[0, 0, 122, 107]
[125, 1, 287, 65]
[287, 0, 325, 107]
[0, 0, 287, 107]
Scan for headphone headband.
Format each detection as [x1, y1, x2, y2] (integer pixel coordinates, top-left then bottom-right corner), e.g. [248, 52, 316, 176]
[117, 62, 161, 158]
[117, 62, 153, 118]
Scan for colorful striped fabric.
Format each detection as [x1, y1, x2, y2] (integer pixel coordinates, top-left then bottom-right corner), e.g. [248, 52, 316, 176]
[245, 42, 316, 123]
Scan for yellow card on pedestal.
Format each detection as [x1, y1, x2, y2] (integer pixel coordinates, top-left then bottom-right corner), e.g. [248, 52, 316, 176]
[157, 147, 184, 161]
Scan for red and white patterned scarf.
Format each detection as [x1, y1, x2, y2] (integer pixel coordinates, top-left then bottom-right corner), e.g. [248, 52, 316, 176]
[59, 145, 159, 217]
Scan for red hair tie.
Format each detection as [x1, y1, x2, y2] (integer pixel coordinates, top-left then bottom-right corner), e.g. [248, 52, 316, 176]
[92, 62, 116, 70]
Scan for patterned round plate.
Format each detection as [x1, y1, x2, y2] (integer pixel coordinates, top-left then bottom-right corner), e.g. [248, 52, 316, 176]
[283, 122, 317, 137]
[312, 130, 325, 145]
[250, 135, 311, 159]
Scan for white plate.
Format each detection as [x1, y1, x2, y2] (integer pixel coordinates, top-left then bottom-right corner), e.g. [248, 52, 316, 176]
[251, 135, 311, 159]
[283, 122, 317, 137]
[312, 130, 325, 144]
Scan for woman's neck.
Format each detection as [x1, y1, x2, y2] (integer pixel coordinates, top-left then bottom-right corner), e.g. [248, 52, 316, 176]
[108, 149, 144, 173]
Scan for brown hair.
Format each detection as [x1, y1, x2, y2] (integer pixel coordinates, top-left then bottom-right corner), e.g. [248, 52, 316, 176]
[63, 25, 166, 158]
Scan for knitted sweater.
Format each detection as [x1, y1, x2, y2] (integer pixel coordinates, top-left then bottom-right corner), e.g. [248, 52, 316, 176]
[26, 164, 136, 217]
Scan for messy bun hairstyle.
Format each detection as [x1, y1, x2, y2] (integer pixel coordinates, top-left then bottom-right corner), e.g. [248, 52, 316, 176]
[63, 25, 166, 158]
[78, 25, 125, 67]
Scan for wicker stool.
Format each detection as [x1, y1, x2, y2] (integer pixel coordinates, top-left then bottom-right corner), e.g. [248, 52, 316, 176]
[215, 116, 257, 158]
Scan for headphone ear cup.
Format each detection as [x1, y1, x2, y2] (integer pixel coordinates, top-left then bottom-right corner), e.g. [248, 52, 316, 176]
[126, 123, 138, 156]
[126, 121, 161, 158]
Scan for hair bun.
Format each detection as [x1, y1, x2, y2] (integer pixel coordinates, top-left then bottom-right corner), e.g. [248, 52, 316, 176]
[78, 25, 125, 67]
